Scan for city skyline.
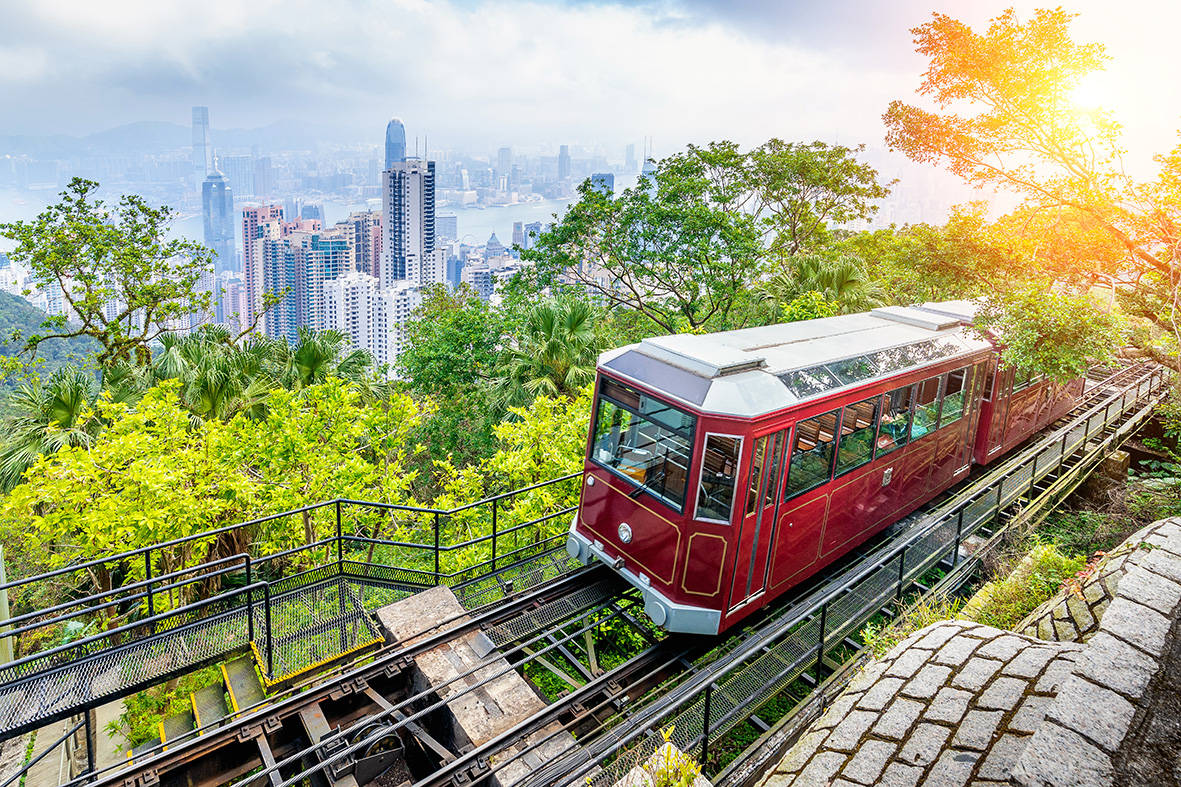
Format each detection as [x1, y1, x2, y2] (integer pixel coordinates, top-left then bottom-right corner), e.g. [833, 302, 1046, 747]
[1, 0, 1177, 177]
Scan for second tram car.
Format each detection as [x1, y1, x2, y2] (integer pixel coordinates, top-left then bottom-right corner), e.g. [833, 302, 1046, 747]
[566, 301, 1080, 635]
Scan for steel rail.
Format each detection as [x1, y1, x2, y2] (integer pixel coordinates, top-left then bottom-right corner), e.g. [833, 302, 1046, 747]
[81, 564, 611, 787]
[519, 362, 1171, 786]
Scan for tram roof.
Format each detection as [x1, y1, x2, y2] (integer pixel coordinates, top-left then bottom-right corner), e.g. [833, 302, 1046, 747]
[599, 300, 992, 418]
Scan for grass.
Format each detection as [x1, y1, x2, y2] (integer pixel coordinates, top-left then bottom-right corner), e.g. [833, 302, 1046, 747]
[860, 594, 965, 659]
[964, 542, 1085, 630]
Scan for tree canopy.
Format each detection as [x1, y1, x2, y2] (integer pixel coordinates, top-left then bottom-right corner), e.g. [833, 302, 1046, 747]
[0, 178, 216, 367]
[884, 8, 1158, 368]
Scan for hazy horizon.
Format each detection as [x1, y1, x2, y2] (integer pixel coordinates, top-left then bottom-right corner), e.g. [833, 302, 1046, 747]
[2, 0, 1178, 173]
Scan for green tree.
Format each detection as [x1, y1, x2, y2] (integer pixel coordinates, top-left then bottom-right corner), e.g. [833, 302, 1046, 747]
[263, 327, 374, 391]
[0, 378, 427, 612]
[524, 157, 764, 332]
[883, 8, 1164, 367]
[746, 139, 893, 254]
[840, 208, 1008, 303]
[973, 286, 1123, 383]
[0, 178, 215, 367]
[495, 299, 599, 406]
[781, 291, 840, 323]
[0, 365, 102, 492]
[397, 284, 503, 397]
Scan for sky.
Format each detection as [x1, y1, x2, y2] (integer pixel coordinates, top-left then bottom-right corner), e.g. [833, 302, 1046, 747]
[1, 0, 1178, 170]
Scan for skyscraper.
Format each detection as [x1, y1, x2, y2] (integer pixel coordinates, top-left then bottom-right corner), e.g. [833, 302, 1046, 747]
[558, 145, 571, 181]
[192, 106, 212, 182]
[202, 171, 236, 274]
[437, 214, 458, 241]
[512, 222, 525, 249]
[590, 173, 615, 196]
[253, 157, 273, 197]
[385, 118, 407, 170]
[626, 144, 637, 173]
[241, 203, 285, 330]
[497, 147, 512, 178]
[220, 154, 253, 198]
[381, 158, 436, 287]
[340, 212, 382, 277]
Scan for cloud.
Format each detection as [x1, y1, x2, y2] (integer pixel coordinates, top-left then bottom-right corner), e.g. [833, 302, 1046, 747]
[0, 0, 1176, 173]
[0, 0, 918, 151]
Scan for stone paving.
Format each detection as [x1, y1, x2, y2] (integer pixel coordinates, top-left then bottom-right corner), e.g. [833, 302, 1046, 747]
[756, 517, 1181, 787]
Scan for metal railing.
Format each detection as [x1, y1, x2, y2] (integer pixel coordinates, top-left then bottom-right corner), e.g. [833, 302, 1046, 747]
[0, 472, 581, 740]
[521, 362, 1170, 787]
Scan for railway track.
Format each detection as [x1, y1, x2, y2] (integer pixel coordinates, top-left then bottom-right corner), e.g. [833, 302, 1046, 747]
[16, 361, 1170, 787]
[272, 361, 1169, 787]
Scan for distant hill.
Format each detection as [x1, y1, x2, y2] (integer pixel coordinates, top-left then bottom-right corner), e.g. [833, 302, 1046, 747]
[0, 291, 99, 409]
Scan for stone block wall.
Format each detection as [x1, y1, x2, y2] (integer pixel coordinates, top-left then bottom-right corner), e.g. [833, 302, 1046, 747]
[756, 517, 1181, 787]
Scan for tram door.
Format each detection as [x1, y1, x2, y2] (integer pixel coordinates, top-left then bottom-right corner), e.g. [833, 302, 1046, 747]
[729, 429, 787, 611]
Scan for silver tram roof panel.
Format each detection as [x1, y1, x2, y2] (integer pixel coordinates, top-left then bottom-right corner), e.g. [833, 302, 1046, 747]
[599, 301, 992, 418]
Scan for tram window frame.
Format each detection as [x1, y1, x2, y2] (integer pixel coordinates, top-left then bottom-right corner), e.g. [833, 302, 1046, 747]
[589, 378, 698, 513]
[694, 433, 745, 524]
[745, 435, 769, 517]
[762, 430, 788, 508]
[876, 385, 914, 458]
[784, 409, 840, 501]
[835, 395, 880, 477]
[939, 366, 971, 427]
[910, 375, 944, 441]
[982, 365, 996, 401]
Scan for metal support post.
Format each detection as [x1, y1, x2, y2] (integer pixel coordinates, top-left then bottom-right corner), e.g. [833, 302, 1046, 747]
[264, 585, 274, 678]
[84, 709, 95, 778]
[953, 509, 964, 567]
[491, 498, 498, 574]
[896, 547, 907, 601]
[434, 512, 441, 586]
[815, 603, 828, 681]
[700, 683, 713, 764]
[144, 550, 155, 634]
[336, 501, 343, 572]
[245, 556, 254, 644]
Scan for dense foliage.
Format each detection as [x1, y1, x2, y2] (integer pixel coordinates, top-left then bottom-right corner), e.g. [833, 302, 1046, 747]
[0, 178, 217, 367]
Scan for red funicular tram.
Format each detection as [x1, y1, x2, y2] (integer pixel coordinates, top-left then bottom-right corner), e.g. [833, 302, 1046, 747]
[566, 301, 1080, 635]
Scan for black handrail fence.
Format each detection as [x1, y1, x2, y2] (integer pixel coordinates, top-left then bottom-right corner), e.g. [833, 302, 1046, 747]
[0, 472, 581, 688]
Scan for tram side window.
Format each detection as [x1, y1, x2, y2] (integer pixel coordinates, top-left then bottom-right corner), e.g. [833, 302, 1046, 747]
[696, 434, 743, 523]
[762, 431, 787, 508]
[940, 367, 970, 426]
[591, 381, 696, 511]
[785, 410, 839, 499]
[910, 376, 943, 441]
[746, 436, 769, 516]
[836, 396, 880, 476]
[877, 386, 913, 457]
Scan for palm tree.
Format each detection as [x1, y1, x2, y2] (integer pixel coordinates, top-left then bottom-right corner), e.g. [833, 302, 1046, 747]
[761, 253, 886, 315]
[106, 326, 279, 423]
[267, 327, 375, 391]
[0, 365, 101, 491]
[496, 300, 599, 407]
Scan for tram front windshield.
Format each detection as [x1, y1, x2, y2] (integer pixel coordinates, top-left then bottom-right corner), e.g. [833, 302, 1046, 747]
[590, 378, 696, 511]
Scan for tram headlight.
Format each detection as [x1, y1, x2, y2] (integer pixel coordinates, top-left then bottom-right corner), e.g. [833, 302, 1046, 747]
[618, 522, 633, 544]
